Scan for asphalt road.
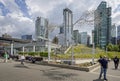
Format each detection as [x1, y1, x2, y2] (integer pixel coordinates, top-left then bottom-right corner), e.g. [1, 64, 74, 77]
[0, 60, 120, 81]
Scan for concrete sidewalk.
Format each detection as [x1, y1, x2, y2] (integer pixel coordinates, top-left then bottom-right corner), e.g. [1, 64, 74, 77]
[0, 60, 120, 81]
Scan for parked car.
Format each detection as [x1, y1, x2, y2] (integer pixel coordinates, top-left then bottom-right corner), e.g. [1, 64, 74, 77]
[25, 56, 43, 63]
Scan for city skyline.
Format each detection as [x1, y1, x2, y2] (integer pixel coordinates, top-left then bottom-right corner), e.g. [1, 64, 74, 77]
[0, 0, 120, 39]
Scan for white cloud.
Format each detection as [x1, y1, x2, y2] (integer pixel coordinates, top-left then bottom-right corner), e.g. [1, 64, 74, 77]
[105, 0, 120, 26]
[112, 11, 120, 18]
[26, 0, 61, 17]
[7, 12, 32, 22]
[25, 0, 75, 18]
[0, 12, 34, 38]
[105, 0, 120, 11]
[112, 12, 120, 25]
[0, 0, 34, 38]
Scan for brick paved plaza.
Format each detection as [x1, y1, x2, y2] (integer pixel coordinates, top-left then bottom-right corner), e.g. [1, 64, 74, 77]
[0, 60, 120, 81]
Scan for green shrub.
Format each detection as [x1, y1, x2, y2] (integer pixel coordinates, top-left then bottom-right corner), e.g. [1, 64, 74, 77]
[18, 52, 28, 55]
[28, 52, 36, 56]
[40, 52, 48, 57]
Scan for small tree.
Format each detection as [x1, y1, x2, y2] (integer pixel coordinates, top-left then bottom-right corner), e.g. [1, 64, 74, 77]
[113, 45, 119, 51]
[107, 43, 113, 51]
[107, 44, 119, 52]
[52, 36, 58, 44]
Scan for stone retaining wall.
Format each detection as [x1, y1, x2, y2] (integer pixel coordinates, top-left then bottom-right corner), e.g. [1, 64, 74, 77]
[36, 61, 100, 72]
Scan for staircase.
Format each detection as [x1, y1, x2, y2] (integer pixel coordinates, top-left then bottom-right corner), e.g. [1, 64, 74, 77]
[56, 46, 71, 54]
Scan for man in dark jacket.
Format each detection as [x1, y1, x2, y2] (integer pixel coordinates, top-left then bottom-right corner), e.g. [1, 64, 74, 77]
[113, 56, 119, 69]
[99, 56, 108, 81]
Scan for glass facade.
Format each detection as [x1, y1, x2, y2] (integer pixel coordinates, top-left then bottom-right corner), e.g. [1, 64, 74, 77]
[117, 25, 120, 37]
[35, 17, 48, 40]
[21, 35, 32, 40]
[60, 25, 64, 34]
[80, 32, 88, 45]
[94, 1, 111, 48]
[73, 30, 79, 45]
[63, 8, 73, 46]
[111, 24, 116, 38]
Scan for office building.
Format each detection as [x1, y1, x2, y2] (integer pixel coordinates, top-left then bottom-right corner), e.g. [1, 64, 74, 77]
[63, 8, 73, 46]
[117, 25, 120, 44]
[78, 33, 81, 44]
[111, 24, 116, 38]
[60, 25, 64, 34]
[21, 35, 32, 40]
[94, 1, 111, 48]
[35, 17, 48, 41]
[111, 24, 117, 44]
[87, 35, 90, 46]
[117, 25, 120, 38]
[73, 30, 79, 45]
[58, 25, 64, 45]
[80, 32, 88, 45]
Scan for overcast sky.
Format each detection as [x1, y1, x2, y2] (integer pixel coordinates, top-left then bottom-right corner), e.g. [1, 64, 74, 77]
[0, 0, 120, 39]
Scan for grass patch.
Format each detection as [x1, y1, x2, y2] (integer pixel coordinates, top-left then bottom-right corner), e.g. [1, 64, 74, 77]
[52, 45, 120, 59]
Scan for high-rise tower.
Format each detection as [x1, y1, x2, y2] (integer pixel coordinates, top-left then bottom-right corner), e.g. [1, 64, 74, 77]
[94, 1, 111, 48]
[63, 8, 73, 46]
[35, 17, 48, 41]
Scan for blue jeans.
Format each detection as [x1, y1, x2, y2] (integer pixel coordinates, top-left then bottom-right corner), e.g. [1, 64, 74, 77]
[99, 67, 107, 79]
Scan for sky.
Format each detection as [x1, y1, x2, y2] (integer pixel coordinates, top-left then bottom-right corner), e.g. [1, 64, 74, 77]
[0, 0, 120, 39]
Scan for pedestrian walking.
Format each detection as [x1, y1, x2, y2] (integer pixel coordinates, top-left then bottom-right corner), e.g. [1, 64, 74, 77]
[99, 56, 108, 81]
[20, 55, 25, 65]
[98, 56, 103, 78]
[4, 51, 8, 63]
[113, 56, 119, 69]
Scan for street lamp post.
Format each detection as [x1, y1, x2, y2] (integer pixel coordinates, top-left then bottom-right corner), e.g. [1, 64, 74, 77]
[92, 43, 95, 64]
[10, 41, 14, 55]
[48, 38, 51, 63]
[22, 46, 25, 55]
[116, 25, 117, 45]
[71, 39, 74, 65]
[106, 47, 107, 56]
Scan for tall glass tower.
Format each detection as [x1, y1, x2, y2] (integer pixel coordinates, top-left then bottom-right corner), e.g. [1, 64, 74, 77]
[63, 8, 73, 46]
[35, 17, 48, 41]
[73, 30, 79, 45]
[94, 1, 111, 49]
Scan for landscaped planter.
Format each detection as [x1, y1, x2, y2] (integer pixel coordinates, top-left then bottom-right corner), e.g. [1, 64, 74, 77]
[36, 61, 100, 72]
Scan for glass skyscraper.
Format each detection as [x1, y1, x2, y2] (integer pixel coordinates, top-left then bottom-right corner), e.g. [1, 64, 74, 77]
[80, 32, 88, 45]
[35, 17, 48, 41]
[63, 8, 73, 46]
[73, 30, 79, 45]
[94, 1, 111, 48]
